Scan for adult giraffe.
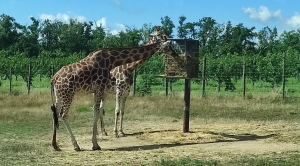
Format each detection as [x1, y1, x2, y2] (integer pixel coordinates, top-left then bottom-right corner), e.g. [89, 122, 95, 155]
[98, 28, 180, 137]
[50, 27, 174, 151]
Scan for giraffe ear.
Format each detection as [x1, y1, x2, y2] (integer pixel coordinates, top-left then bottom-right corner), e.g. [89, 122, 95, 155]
[156, 26, 161, 31]
[163, 35, 167, 41]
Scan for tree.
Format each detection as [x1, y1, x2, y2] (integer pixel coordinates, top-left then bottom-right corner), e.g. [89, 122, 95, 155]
[59, 19, 93, 54]
[185, 22, 198, 39]
[177, 15, 188, 38]
[160, 16, 175, 37]
[257, 26, 279, 56]
[279, 30, 300, 53]
[15, 17, 40, 57]
[0, 14, 22, 53]
[89, 22, 106, 50]
[40, 19, 62, 53]
[197, 17, 222, 56]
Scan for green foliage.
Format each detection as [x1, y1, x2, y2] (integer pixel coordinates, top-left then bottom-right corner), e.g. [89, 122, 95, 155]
[137, 55, 164, 75]
[76, 106, 92, 112]
[136, 74, 153, 96]
[257, 52, 283, 88]
[1, 13, 300, 93]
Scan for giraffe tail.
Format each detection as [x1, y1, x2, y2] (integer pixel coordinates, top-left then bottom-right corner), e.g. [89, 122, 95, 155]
[51, 104, 59, 129]
[50, 83, 59, 129]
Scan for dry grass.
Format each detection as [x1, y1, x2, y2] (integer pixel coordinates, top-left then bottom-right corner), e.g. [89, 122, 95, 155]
[1, 91, 300, 165]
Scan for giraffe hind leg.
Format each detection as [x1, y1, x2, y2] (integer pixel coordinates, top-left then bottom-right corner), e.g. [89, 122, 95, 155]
[51, 104, 61, 151]
[62, 117, 81, 151]
[58, 93, 81, 151]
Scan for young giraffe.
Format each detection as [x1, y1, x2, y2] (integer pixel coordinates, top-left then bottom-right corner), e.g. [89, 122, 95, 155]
[50, 28, 173, 151]
[98, 28, 179, 137]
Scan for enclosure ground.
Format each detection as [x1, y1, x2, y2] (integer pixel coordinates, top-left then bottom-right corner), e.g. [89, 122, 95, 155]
[47, 117, 300, 165]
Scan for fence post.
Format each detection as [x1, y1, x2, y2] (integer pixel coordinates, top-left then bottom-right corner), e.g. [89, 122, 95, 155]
[165, 78, 169, 96]
[201, 57, 206, 98]
[132, 70, 136, 96]
[27, 59, 31, 95]
[282, 52, 286, 98]
[9, 68, 12, 94]
[51, 65, 54, 77]
[183, 78, 191, 133]
[170, 80, 172, 94]
[242, 61, 246, 99]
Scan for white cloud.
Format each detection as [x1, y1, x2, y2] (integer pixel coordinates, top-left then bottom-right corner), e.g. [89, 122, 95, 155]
[76, 16, 87, 23]
[95, 18, 126, 35]
[110, 23, 126, 35]
[286, 12, 300, 28]
[111, 0, 123, 9]
[39, 13, 87, 23]
[116, 23, 126, 31]
[39, 13, 126, 36]
[95, 18, 108, 29]
[242, 6, 281, 22]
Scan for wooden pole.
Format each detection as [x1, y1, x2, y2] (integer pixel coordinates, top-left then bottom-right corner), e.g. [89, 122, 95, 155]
[201, 57, 206, 98]
[51, 64, 54, 77]
[133, 70, 136, 96]
[183, 78, 191, 133]
[27, 59, 31, 95]
[165, 78, 169, 96]
[170, 80, 172, 93]
[242, 61, 246, 99]
[282, 52, 286, 98]
[9, 68, 12, 94]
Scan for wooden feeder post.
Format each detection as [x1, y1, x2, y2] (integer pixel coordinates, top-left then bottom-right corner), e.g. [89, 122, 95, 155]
[183, 78, 191, 132]
[159, 38, 199, 133]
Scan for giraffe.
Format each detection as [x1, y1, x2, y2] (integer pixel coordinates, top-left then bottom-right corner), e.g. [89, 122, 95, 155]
[50, 27, 174, 151]
[98, 28, 179, 137]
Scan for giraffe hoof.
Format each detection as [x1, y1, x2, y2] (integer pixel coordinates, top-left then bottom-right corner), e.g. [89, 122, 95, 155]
[74, 147, 81, 151]
[92, 146, 101, 151]
[118, 132, 125, 137]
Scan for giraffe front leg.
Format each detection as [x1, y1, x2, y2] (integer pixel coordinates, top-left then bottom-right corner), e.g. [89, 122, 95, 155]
[99, 100, 107, 136]
[114, 109, 120, 138]
[118, 90, 129, 137]
[92, 93, 102, 150]
[114, 89, 121, 137]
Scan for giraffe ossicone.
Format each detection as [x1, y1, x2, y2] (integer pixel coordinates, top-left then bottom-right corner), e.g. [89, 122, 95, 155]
[50, 26, 176, 151]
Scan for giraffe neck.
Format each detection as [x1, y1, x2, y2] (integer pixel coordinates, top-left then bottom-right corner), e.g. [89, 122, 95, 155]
[115, 58, 148, 73]
[88, 42, 162, 71]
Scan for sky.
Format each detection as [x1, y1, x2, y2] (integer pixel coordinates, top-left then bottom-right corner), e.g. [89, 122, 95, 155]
[1, 0, 300, 36]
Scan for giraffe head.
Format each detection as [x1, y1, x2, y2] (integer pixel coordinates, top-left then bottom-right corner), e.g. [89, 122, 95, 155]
[145, 26, 173, 55]
[147, 26, 168, 44]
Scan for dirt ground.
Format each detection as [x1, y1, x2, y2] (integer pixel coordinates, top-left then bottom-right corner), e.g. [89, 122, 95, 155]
[51, 117, 300, 165]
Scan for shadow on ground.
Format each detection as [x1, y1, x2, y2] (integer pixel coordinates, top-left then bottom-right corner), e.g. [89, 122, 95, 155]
[104, 130, 276, 151]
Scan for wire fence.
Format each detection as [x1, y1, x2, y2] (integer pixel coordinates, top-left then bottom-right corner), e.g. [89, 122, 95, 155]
[1, 54, 300, 98]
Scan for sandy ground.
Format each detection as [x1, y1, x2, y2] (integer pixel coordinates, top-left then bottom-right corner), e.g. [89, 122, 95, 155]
[51, 117, 300, 165]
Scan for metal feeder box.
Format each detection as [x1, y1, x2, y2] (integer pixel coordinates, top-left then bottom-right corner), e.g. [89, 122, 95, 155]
[164, 39, 199, 78]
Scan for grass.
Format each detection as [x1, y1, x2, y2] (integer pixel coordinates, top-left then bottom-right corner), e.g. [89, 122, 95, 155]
[153, 152, 300, 166]
[1, 76, 300, 165]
